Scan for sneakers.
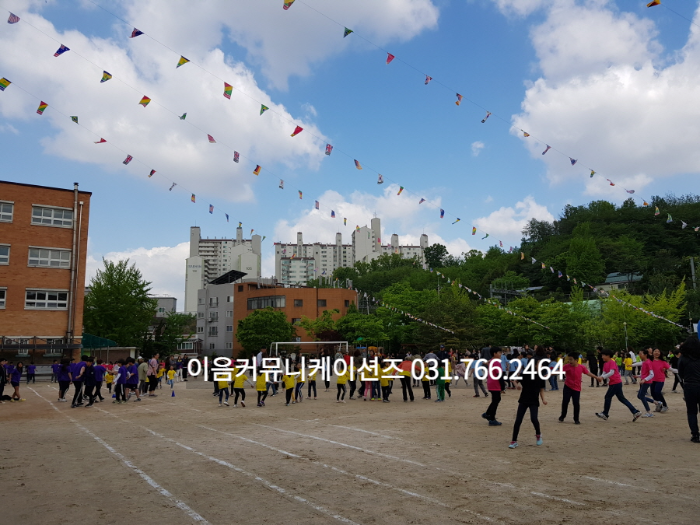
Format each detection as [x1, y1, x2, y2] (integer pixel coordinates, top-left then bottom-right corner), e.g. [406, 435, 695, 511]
[219, 403, 223, 407]
[595, 412, 608, 421]
[241, 401, 245, 407]
[509, 442, 519, 449]
[488, 420, 502, 426]
[691, 435, 700, 443]
[536, 435, 543, 446]
[633, 411, 642, 422]
[134, 398, 141, 402]
[233, 404, 238, 408]
[642, 412, 654, 418]
[558, 416, 565, 423]
[384, 399, 391, 403]
[655, 401, 663, 412]
[481, 412, 490, 421]
[660, 406, 668, 413]
[473, 395, 480, 398]
[574, 420, 580, 425]
[224, 401, 229, 406]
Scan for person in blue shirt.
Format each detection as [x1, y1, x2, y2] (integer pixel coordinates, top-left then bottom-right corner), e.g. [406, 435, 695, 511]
[93, 359, 107, 402]
[10, 362, 24, 402]
[51, 360, 60, 383]
[71, 356, 87, 408]
[26, 363, 37, 384]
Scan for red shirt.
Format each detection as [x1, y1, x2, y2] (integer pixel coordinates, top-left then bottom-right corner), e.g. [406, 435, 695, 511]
[651, 360, 670, 383]
[563, 364, 588, 392]
[603, 360, 621, 385]
[486, 358, 501, 391]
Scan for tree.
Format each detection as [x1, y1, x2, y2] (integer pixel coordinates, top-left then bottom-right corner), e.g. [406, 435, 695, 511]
[236, 307, 296, 357]
[84, 259, 157, 348]
[424, 243, 448, 269]
[298, 309, 340, 341]
[142, 312, 196, 358]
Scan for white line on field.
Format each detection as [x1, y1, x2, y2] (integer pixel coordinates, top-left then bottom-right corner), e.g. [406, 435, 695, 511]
[530, 492, 584, 506]
[29, 388, 210, 524]
[328, 424, 402, 440]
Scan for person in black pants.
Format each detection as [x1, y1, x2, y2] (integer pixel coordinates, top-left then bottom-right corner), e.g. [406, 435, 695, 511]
[71, 356, 87, 407]
[509, 358, 547, 448]
[587, 350, 599, 387]
[82, 358, 97, 407]
[0, 358, 7, 402]
[678, 337, 700, 443]
[560, 352, 600, 423]
[596, 348, 607, 386]
[671, 350, 684, 393]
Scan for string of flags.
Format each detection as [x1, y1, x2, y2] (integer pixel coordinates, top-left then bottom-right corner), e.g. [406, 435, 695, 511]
[357, 291, 455, 334]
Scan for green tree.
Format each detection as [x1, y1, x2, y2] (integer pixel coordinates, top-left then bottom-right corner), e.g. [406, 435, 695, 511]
[143, 312, 196, 358]
[84, 259, 157, 348]
[424, 243, 448, 269]
[236, 307, 296, 357]
[336, 312, 387, 345]
[298, 309, 340, 341]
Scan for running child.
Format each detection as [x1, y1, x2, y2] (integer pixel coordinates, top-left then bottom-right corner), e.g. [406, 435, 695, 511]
[435, 361, 445, 403]
[633, 348, 656, 418]
[56, 359, 72, 402]
[256, 370, 268, 407]
[105, 368, 114, 394]
[282, 370, 295, 406]
[217, 373, 230, 407]
[166, 365, 176, 389]
[509, 351, 547, 448]
[421, 359, 432, 400]
[596, 349, 642, 422]
[307, 366, 318, 400]
[336, 365, 348, 403]
[26, 363, 36, 384]
[380, 361, 392, 403]
[483, 347, 504, 425]
[231, 366, 248, 407]
[650, 348, 675, 413]
[9, 362, 24, 402]
[559, 352, 599, 424]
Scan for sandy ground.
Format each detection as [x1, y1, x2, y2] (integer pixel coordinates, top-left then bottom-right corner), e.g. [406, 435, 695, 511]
[2, 376, 699, 525]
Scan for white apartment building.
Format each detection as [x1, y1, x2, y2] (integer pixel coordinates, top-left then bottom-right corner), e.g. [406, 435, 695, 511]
[184, 226, 261, 314]
[274, 217, 428, 286]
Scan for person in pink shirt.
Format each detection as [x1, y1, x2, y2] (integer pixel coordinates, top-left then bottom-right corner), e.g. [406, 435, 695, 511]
[596, 349, 642, 422]
[482, 347, 504, 426]
[650, 348, 677, 413]
[633, 348, 656, 417]
[559, 352, 600, 424]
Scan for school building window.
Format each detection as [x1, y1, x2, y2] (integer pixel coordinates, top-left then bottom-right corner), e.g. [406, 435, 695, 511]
[0, 201, 13, 222]
[247, 295, 285, 310]
[209, 297, 219, 307]
[345, 300, 350, 307]
[177, 342, 194, 350]
[0, 245, 9, 265]
[25, 289, 68, 309]
[31, 206, 73, 228]
[225, 342, 232, 349]
[196, 326, 204, 333]
[209, 343, 215, 350]
[238, 285, 243, 292]
[317, 299, 327, 307]
[28, 247, 71, 268]
[294, 299, 303, 307]
[226, 310, 233, 317]
[208, 326, 218, 337]
[0, 288, 5, 308]
[209, 311, 219, 321]
[226, 296, 233, 303]
[226, 325, 233, 332]
[292, 318, 301, 324]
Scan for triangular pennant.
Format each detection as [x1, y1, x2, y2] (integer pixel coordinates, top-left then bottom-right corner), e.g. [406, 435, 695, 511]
[177, 56, 190, 68]
[386, 53, 395, 64]
[36, 101, 48, 115]
[207, 134, 216, 143]
[191, 194, 196, 203]
[223, 82, 232, 99]
[149, 170, 156, 178]
[7, 13, 20, 24]
[179, 113, 187, 120]
[54, 44, 70, 57]
[325, 144, 333, 156]
[139, 96, 151, 107]
[0, 78, 11, 91]
[343, 27, 353, 37]
[253, 165, 261, 176]
[100, 71, 112, 83]
[70, 116, 78, 124]
[94, 138, 106, 144]
[481, 111, 491, 123]
[260, 104, 269, 115]
[291, 125, 303, 137]
[377, 175, 383, 184]
[130, 28, 144, 38]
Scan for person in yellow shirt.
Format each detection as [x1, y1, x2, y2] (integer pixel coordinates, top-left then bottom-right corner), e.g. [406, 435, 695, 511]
[307, 367, 318, 400]
[166, 366, 176, 389]
[336, 366, 348, 403]
[282, 372, 296, 406]
[217, 372, 231, 407]
[105, 369, 114, 394]
[232, 368, 248, 407]
[379, 361, 392, 403]
[294, 363, 305, 403]
[623, 356, 635, 385]
[421, 360, 432, 400]
[156, 364, 165, 390]
[255, 372, 268, 407]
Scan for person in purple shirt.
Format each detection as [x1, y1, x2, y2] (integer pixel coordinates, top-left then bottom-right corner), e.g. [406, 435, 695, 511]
[51, 360, 60, 383]
[56, 359, 73, 402]
[93, 359, 106, 402]
[10, 362, 24, 402]
[113, 358, 128, 404]
[0, 358, 7, 403]
[26, 363, 37, 384]
[124, 357, 141, 402]
[71, 356, 87, 408]
[82, 357, 97, 408]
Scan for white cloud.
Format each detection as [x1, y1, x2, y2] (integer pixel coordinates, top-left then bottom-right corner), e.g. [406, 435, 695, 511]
[474, 195, 554, 239]
[471, 140, 485, 156]
[0, 123, 19, 134]
[484, 195, 494, 203]
[507, 1, 700, 196]
[87, 242, 189, 309]
[301, 102, 318, 118]
[491, 0, 547, 17]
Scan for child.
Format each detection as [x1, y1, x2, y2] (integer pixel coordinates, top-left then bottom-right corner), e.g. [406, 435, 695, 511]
[483, 347, 503, 425]
[256, 371, 268, 407]
[509, 352, 547, 448]
[472, 358, 488, 398]
[444, 361, 452, 398]
[232, 367, 248, 407]
[559, 352, 599, 424]
[282, 370, 295, 406]
[105, 368, 114, 394]
[10, 362, 24, 402]
[634, 349, 656, 417]
[650, 348, 675, 413]
[56, 358, 72, 402]
[166, 366, 176, 389]
[623, 355, 635, 385]
[435, 361, 445, 403]
[94, 359, 106, 402]
[113, 359, 127, 404]
[157, 364, 165, 389]
[217, 373, 230, 407]
[307, 367, 318, 400]
[26, 363, 36, 384]
[421, 360, 432, 400]
[294, 363, 304, 403]
[596, 349, 642, 422]
[336, 366, 348, 403]
[380, 361, 391, 403]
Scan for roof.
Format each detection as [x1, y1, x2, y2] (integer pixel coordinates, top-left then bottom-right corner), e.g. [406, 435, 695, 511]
[604, 272, 643, 284]
[0, 179, 92, 195]
[209, 269, 247, 285]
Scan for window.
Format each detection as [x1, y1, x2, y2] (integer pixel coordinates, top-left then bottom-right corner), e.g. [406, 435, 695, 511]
[25, 289, 68, 309]
[225, 342, 233, 349]
[294, 336, 302, 342]
[209, 343, 215, 350]
[0, 245, 9, 265]
[226, 310, 233, 318]
[226, 296, 233, 303]
[317, 299, 327, 307]
[247, 295, 286, 310]
[197, 311, 204, 318]
[0, 288, 5, 308]
[238, 285, 243, 292]
[345, 300, 350, 307]
[226, 325, 233, 332]
[208, 326, 218, 337]
[198, 298, 204, 305]
[177, 342, 194, 350]
[209, 297, 218, 307]
[196, 326, 204, 333]
[294, 299, 303, 307]
[0, 202, 12, 222]
[158, 307, 165, 313]
[292, 318, 301, 324]
[209, 312, 219, 321]
[27, 247, 72, 268]
[31, 206, 73, 227]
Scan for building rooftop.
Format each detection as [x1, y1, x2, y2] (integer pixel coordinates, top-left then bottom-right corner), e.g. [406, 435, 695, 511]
[603, 272, 643, 285]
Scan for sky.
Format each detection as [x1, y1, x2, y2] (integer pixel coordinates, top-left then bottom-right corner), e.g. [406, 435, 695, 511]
[1, 0, 700, 310]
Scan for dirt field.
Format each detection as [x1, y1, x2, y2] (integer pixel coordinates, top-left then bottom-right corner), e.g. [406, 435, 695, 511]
[2, 376, 698, 525]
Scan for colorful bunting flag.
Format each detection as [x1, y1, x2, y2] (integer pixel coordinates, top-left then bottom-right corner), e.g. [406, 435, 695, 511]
[191, 194, 196, 203]
[314, 201, 319, 210]
[260, 104, 269, 115]
[279, 179, 284, 189]
[207, 134, 216, 143]
[541, 262, 546, 269]
[521, 252, 525, 260]
[397, 186, 404, 195]
[356, 225, 360, 231]
[253, 165, 261, 176]
[354, 160, 362, 170]
[542, 145, 551, 155]
[522, 131, 530, 137]
[223, 82, 232, 99]
[123, 155, 133, 165]
[682, 221, 688, 229]
[499, 241, 503, 247]
[590, 170, 596, 178]
[238, 222, 242, 227]
[179, 113, 187, 120]
[7, 13, 20, 24]
[625, 189, 635, 194]
[149, 170, 155, 178]
[177, 56, 190, 68]
[291, 125, 303, 137]
[54, 44, 70, 57]
[94, 138, 106, 143]
[262, 236, 266, 241]
[70, 116, 78, 124]
[558, 271, 563, 278]
[647, 0, 661, 6]
[283, 0, 295, 9]
[655, 206, 660, 216]
[607, 179, 615, 186]
[0, 78, 11, 91]
[251, 229, 254, 236]
[419, 198, 425, 204]
[440, 209, 445, 218]
[209, 204, 214, 214]
[377, 175, 384, 184]
[569, 158, 577, 166]
[425, 75, 432, 85]
[225, 214, 229, 222]
[343, 27, 353, 37]
[481, 111, 491, 123]
[344, 218, 347, 226]
[325, 144, 333, 156]
[386, 53, 395, 64]
[233, 151, 239, 163]
[100, 71, 112, 83]
[667, 214, 673, 223]
[130, 28, 144, 38]
[298, 191, 303, 199]
[331, 210, 336, 218]
[452, 218, 461, 224]
[36, 101, 48, 115]
[482, 234, 489, 239]
[531, 257, 536, 264]
[472, 227, 477, 235]
[139, 96, 151, 107]
[643, 200, 649, 206]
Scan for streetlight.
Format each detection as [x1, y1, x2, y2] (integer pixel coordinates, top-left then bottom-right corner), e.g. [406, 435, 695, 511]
[623, 321, 628, 351]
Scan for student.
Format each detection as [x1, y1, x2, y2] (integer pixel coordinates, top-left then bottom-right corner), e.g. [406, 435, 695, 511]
[650, 348, 674, 413]
[26, 363, 36, 384]
[71, 356, 86, 407]
[157, 364, 165, 389]
[113, 359, 127, 404]
[0, 358, 7, 403]
[623, 354, 636, 385]
[670, 350, 683, 394]
[282, 370, 296, 406]
[56, 358, 72, 402]
[105, 368, 114, 394]
[421, 360, 432, 400]
[595, 349, 642, 422]
[444, 360, 452, 399]
[307, 366, 318, 400]
[217, 373, 230, 407]
[125, 357, 141, 402]
[256, 371, 268, 407]
[634, 349, 656, 418]
[166, 366, 176, 389]
[509, 352, 547, 448]
[434, 361, 446, 403]
[399, 356, 414, 402]
[483, 347, 504, 425]
[454, 358, 467, 388]
[231, 367, 248, 407]
[82, 358, 97, 408]
[379, 361, 392, 403]
[9, 361, 24, 402]
[677, 337, 700, 443]
[348, 350, 361, 400]
[472, 358, 488, 398]
[587, 349, 599, 387]
[50, 360, 60, 383]
[336, 365, 348, 403]
[559, 352, 599, 424]
[94, 359, 106, 402]
[293, 362, 305, 403]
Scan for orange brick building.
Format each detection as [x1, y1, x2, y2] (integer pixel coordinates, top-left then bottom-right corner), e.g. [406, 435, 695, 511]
[0, 181, 91, 361]
[232, 282, 357, 355]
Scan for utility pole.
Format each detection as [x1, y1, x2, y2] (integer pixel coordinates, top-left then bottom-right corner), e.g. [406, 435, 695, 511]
[691, 257, 697, 290]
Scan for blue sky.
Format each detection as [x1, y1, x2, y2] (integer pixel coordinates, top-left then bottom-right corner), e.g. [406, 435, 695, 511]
[1, 0, 699, 308]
